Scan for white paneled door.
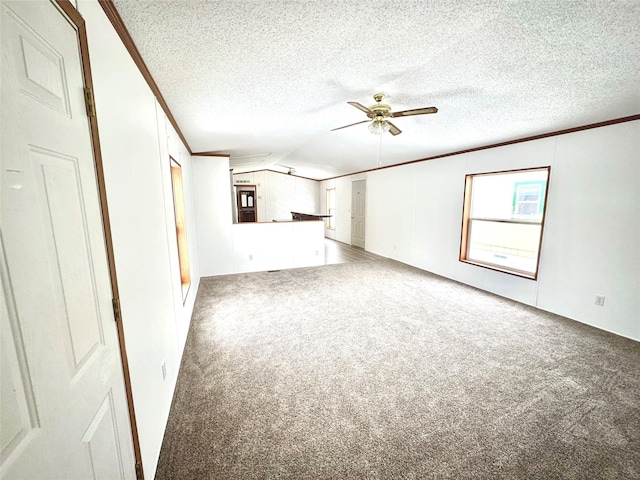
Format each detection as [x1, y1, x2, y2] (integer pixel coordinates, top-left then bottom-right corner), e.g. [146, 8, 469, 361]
[1, 1, 135, 479]
[351, 180, 366, 248]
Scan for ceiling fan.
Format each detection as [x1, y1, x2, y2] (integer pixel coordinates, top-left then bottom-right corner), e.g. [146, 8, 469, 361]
[331, 93, 438, 136]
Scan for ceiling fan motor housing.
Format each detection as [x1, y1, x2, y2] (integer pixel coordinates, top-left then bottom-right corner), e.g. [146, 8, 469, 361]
[369, 93, 391, 121]
[369, 103, 392, 120]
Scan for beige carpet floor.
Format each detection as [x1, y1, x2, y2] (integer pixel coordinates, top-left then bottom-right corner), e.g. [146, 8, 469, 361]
[155, 259, 640, 479]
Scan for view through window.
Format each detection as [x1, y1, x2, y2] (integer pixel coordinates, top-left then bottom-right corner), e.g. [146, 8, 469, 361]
[460, 167, 550, 279]
[170, 157, 191, 300]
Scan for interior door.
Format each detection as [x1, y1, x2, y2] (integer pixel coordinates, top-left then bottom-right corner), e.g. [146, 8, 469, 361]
[1, 1, 135, 478]
[236, 185, 257, 222]
[351, 179, 366, 248]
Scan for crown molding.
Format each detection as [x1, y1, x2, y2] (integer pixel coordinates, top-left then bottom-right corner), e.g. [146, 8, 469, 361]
[321, 114, 640, 181]
[98, 0, 192, 154]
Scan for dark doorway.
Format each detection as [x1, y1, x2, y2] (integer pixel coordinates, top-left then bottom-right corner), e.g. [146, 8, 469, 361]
[236, 185, 257, 222]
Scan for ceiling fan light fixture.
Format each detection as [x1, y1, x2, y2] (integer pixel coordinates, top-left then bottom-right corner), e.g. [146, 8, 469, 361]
[368, 119, 390, 135]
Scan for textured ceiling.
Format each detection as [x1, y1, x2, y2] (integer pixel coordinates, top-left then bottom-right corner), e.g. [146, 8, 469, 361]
[112, 0, 640, 180]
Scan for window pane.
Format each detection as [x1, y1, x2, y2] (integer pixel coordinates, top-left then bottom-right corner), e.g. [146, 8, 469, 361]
[516, 184, 541, 202]
[467, 220, 542, 274]
[170, 158, 191, 300]
[471, 169, 548, 221]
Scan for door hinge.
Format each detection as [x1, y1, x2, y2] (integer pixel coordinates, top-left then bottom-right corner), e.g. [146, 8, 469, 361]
[135, 462, 143, 480]
[84, 87, 96, 117]
[112, 298, 122, 323]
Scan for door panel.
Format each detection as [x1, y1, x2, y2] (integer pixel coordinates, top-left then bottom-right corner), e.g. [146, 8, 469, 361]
[33, 148, 104, 371]
[0, 1, 135, 478]
[6, 3, 71, 116]
[351, 180, 366, 248]
[0, 269, 39, 463]
[81, 393, 125, 480]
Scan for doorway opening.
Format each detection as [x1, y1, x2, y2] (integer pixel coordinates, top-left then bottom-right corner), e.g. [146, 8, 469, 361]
[351, 179, 366, 248]
[236, 185, 258, 222]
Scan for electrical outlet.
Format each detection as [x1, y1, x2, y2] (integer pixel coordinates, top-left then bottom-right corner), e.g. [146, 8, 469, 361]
[161, 361, 167, 380]
[594, 295, 605, 306]
[249, 254, 253, 260]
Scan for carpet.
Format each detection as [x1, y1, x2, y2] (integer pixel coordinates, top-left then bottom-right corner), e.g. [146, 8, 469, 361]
[155, 259, 640, 479]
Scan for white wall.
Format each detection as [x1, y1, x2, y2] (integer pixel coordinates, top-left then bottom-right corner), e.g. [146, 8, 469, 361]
[196, 164, 325, 275]
[156, 105, 201, 348]
[79, 0, 201, 476]
[231, 221, 325, 273]
[192, 156, 235, 276]
[233, 170, 320, 222]
[351, 121, 639, 341]
[535, 122, 639, 340]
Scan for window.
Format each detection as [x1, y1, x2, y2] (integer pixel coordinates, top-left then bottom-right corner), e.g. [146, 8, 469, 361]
[326, 188, 336, 230]
[514, 181, 544, 216]
[170, 158, 191, 300]
[460, 167, 550, 279]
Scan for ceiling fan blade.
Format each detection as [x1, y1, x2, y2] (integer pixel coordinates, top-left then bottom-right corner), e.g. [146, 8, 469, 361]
[330, 120, 369, 132]
[392, 106, 438, 117]
[348, 102, 373, 114]
[387, 122, 402, 136]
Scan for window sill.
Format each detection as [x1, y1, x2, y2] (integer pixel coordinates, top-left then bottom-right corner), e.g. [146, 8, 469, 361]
[460, 259, 537, 280]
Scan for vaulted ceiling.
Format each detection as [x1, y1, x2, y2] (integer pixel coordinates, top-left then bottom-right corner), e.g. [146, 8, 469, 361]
[112, 0, 640, 180]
